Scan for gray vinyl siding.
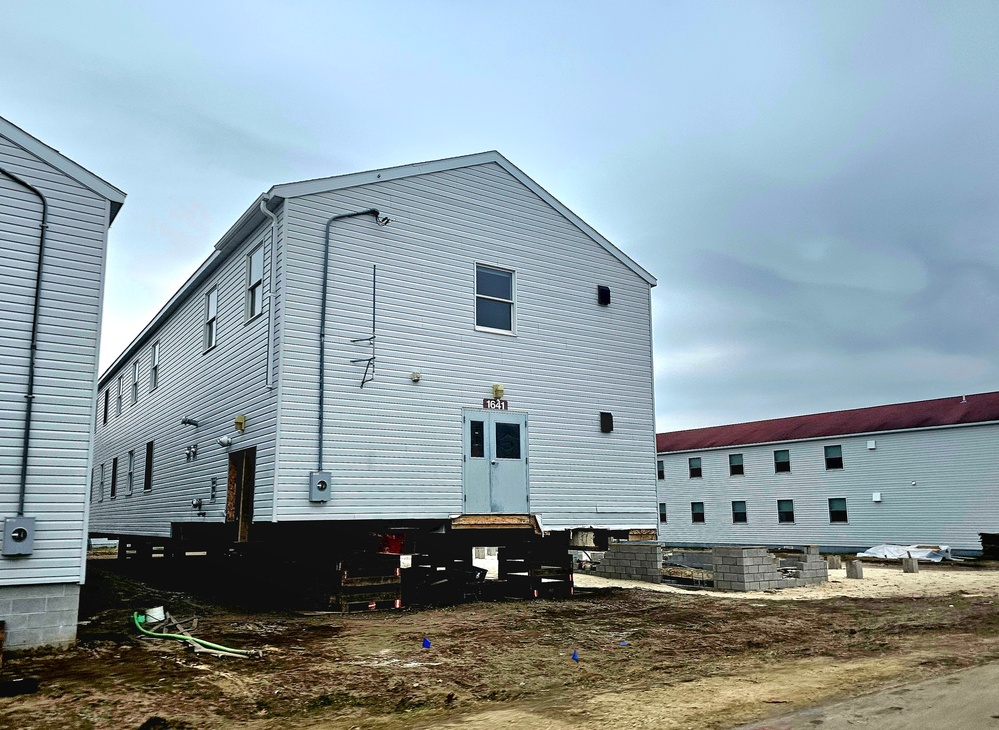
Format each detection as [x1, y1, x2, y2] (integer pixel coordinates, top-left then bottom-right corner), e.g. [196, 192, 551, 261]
[276, 162, 657, 528]
[90, 218, 283, 538]
[0, 132, 110, 585]
[657, 424, 999, 551]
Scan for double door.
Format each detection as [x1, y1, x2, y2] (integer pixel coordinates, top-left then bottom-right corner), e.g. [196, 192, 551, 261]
[462, 410, 529, 514]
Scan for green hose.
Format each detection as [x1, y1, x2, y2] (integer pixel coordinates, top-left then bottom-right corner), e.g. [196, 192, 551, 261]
[132, 612, 256, 656]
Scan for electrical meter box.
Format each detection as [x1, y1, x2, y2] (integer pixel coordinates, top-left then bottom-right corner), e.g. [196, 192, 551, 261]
[309, 471, 331, 502]
[2, 516, 35, 556]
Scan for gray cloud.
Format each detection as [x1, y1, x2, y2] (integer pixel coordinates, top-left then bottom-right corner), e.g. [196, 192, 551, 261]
[4, 1, 999, 431]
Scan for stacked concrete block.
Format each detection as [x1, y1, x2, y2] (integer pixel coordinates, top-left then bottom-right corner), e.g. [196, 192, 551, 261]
[711, 546, 831, 591]
[902, 557, 919, 573]
[846, 560, 864, 579]
[594, 541, 663, 583]
[779, 545, 830, 587]
[711, 546, 783, 591]
[826, 555, 843, 569]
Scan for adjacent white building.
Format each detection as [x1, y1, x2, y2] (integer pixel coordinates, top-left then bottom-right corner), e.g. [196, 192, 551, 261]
[656, 392, 999, 555]
[1, 116, 125, 647]
[90, 152, 657, 570]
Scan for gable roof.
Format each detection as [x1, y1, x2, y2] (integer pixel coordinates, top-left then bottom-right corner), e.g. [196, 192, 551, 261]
[100, 152, 654, 385]
[215, 151, 656, 286]
[0, 115, 126, 222]
[657, 391, 999, 453]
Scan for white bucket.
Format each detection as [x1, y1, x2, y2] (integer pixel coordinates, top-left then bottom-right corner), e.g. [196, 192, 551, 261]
[145, 606, 165, 623]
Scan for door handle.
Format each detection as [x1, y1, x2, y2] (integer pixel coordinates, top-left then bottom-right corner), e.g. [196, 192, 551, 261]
[491, 460, 498, 465]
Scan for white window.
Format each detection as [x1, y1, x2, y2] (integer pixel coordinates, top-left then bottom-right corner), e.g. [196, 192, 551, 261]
[131, 362, 139, 404]
[150, 342, 160, 391]
[127, 449, 135, 495]
[99, 463, 105, 502]
[115, 377, 122, 416]
[247, 246, 264, 319]
[204, 286, 218, 351]
[475, 264, 514, 332]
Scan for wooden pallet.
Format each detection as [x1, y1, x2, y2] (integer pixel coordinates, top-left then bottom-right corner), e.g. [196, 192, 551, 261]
[334, 556, 403, 612]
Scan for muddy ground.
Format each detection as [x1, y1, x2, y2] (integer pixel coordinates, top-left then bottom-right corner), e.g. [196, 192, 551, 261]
[2, 557, 999, 730]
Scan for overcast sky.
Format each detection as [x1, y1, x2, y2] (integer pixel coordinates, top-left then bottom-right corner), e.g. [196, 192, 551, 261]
[4, 1, 998, 431]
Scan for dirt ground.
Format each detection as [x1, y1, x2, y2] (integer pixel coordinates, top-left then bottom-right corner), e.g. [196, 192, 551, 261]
[3, 557, 999, 730]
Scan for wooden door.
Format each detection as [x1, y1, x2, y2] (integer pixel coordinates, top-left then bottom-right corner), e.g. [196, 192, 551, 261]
[226, 447, 256, 542]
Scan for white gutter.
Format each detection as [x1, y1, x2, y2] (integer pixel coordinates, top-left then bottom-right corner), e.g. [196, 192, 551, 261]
[259, 198, 278, 390]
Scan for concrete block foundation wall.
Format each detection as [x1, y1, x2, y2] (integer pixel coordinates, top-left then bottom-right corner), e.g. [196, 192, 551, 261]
[712, 546, 829, 591]
[780, 545, 830, 587]
[594, 541, 663, 583]
[0, 583, 80, 649]
[712, 546, 782, 591]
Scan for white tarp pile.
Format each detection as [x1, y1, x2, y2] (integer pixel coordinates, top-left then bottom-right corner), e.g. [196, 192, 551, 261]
[857, 544, 953, 562]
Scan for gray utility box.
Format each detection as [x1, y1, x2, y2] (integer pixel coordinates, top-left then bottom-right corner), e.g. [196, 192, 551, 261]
[2, 516, 35, 556]
[309, 471, 331, 502]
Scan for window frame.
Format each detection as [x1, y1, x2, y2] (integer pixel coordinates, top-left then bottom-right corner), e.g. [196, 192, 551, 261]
[99, 462, 105, 502]
[658, 502, 668, 523]
[150, 342, 160, 391]
[110, 456, 118, 499]
[656, 459, 665, 480]
[246, 245, 264, 321]
[102, 389, 109, 425]
[688, 456, 702, 479]
[115, 377, 122, 416]
[732, 500, 748, 523]
[828, 497, 848, 523]
[691, 501, 705, 523]
[777, 499, 795, 523]
[729, 453, 744, 476]
[774, 449, 791, 473]
[130, 361, 139, 404]
[127, 449, 135, 495]
[204, 285, 218, 352]
[474, 263, 516, 334]
[824, 444, 844, 470]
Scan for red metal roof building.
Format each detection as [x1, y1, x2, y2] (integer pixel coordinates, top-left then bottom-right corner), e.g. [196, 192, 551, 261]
[654, 392, 999, 554]
[657, 392, 999, 453]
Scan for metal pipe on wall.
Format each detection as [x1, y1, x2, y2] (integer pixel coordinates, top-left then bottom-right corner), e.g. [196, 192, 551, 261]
[317, 208, 388, 470]
[0, 165, 50, 517]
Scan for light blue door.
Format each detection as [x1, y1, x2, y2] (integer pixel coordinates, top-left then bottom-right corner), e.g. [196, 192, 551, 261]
[462, 410, 529, 514]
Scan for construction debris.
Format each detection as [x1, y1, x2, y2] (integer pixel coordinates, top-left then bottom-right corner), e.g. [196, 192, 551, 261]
[856, 544, 953, 562]
[133, 610, 261, 658]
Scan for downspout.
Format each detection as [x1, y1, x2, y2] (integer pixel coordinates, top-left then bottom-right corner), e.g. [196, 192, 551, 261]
[0, 165, 49, 517]
[259, 198, 278, 390]
[317, 208, 389, 470]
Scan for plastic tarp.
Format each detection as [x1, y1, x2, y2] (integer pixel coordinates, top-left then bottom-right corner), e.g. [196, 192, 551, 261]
[856, 544, 952, 562]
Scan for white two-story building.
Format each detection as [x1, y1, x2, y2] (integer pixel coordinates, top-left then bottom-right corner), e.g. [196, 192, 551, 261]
[1, 116, 125, 647]
[90, 152, 657, 600]
[656, 392, 999, 555]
